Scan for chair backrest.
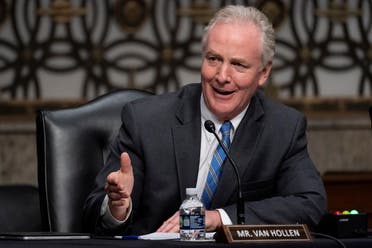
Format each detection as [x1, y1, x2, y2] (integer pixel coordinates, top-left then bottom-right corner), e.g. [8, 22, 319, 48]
[36, 89, 152, 232]
[0, 185, 42, 232]
[369, 106, 372, 129]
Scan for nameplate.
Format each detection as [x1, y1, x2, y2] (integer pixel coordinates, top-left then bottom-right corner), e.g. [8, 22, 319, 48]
[215, 224, 312, 243]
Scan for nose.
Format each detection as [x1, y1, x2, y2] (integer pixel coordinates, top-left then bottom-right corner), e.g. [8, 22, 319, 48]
[216, 63, 231, 83]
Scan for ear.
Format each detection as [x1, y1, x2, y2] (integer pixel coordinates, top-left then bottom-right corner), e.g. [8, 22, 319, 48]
[258, 61, 273, 86]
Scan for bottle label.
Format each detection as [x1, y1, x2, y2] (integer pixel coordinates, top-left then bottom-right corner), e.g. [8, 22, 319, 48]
[180, 214, 205, 230]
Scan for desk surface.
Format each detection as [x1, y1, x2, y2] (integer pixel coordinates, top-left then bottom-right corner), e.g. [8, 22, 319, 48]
[0, 237, 371, 248]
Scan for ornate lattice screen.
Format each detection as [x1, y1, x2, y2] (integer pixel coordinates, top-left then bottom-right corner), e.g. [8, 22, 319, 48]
[0, 0, 371, 102]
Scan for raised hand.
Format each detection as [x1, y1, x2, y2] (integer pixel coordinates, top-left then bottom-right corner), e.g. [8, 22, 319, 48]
[105, 152, 134, 221]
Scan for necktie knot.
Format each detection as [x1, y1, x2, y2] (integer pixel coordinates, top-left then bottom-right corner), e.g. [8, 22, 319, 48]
[220, 121, 232, 148]
[220, 121, 232, 137]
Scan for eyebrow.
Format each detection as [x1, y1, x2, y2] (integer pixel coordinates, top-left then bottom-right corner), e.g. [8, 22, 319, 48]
[205, 50, 219, 56]
[205, 48, 250, 66]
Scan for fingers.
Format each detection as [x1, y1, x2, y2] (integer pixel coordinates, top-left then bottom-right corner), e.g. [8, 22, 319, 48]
[105, 187, 129, 200]
[108, 196, 131, 208]
[120, 152, 132, 174]
[156, 210, 222, 233]
[105, 174, 126, 196]
[155, 210, 223, 233]
[105, 152, 134, 221]
[205, 210, 222, 231]
[105, 152, 134, 199]
[157, 211, 180, 233]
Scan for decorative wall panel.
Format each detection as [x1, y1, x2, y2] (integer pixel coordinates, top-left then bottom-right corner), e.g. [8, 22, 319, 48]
[0, 0, 371, 100]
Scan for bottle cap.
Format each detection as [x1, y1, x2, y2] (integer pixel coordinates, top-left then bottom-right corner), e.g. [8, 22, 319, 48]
[186, 188, 197, 195]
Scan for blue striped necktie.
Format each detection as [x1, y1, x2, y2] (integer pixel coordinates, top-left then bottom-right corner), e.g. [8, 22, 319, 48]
[201, 121, 232, 209]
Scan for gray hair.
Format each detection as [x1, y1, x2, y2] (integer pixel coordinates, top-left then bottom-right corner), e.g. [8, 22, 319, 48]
[202, 5, 275, 68]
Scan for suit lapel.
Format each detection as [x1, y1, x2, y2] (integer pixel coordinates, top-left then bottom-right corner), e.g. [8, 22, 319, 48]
[212, 93, 265, 208]
[172, 86, 202, 201]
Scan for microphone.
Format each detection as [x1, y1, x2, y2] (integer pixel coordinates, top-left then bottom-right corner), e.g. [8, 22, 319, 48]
[204, 120, 245, 225]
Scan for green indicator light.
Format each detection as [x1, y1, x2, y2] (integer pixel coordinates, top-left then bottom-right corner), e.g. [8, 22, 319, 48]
[349, 210, 359, 214]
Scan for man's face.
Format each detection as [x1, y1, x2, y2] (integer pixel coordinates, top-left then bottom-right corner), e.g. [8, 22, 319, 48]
[201, 22, 272, 121]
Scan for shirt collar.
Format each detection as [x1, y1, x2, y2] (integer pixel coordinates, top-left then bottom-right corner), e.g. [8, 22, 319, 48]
[200, 94, 249, 143]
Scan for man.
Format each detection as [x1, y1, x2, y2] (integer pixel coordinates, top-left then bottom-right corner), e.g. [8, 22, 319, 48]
[83, 5, 327, 235]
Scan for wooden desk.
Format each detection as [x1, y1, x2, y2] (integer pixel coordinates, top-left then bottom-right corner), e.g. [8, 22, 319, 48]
[0, 236, 372, 248]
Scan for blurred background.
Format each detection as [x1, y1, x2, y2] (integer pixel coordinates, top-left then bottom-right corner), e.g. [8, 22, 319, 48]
[0, 0, 371, 187]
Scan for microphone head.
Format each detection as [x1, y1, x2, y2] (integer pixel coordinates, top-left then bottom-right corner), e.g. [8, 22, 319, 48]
[204, 120, 216, 133]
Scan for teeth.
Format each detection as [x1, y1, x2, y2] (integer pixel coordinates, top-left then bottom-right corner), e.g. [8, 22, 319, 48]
[216, 88, 233, 95]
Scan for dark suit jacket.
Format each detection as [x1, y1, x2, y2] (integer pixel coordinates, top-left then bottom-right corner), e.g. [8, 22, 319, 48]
[83, 83, 327, 235]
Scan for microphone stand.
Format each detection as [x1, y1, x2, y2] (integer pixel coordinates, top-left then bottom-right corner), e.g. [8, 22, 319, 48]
[205, 120, 245, 224]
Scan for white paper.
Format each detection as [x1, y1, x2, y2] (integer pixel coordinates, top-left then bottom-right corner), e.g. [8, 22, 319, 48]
[138, 232, 179, 240]
[138, 232, 215, 240]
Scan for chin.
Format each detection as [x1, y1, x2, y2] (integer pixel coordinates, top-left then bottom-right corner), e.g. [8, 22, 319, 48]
[212, 109, 232, 121]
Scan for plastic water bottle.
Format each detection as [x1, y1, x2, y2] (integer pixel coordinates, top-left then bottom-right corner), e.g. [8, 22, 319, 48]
[179, 188, 206, 241]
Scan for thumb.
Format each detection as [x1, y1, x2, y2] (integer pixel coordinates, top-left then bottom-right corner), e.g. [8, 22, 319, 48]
[120, 152, 132, 174]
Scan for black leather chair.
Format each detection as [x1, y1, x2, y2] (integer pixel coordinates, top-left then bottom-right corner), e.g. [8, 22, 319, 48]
[369, 106, 372, 129]
[0, 185, 42, 232]
[36, 89, 152, 232]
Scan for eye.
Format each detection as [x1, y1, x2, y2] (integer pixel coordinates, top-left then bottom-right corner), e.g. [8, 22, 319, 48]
[233, 62, 247, 68]
[232, 61, 249, 72]
[207, 56, 217, 62]
[205, 55, 221, 65]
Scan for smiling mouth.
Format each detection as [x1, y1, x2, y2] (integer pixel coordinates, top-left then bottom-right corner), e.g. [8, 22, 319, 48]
[214, 88, 235, 95]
